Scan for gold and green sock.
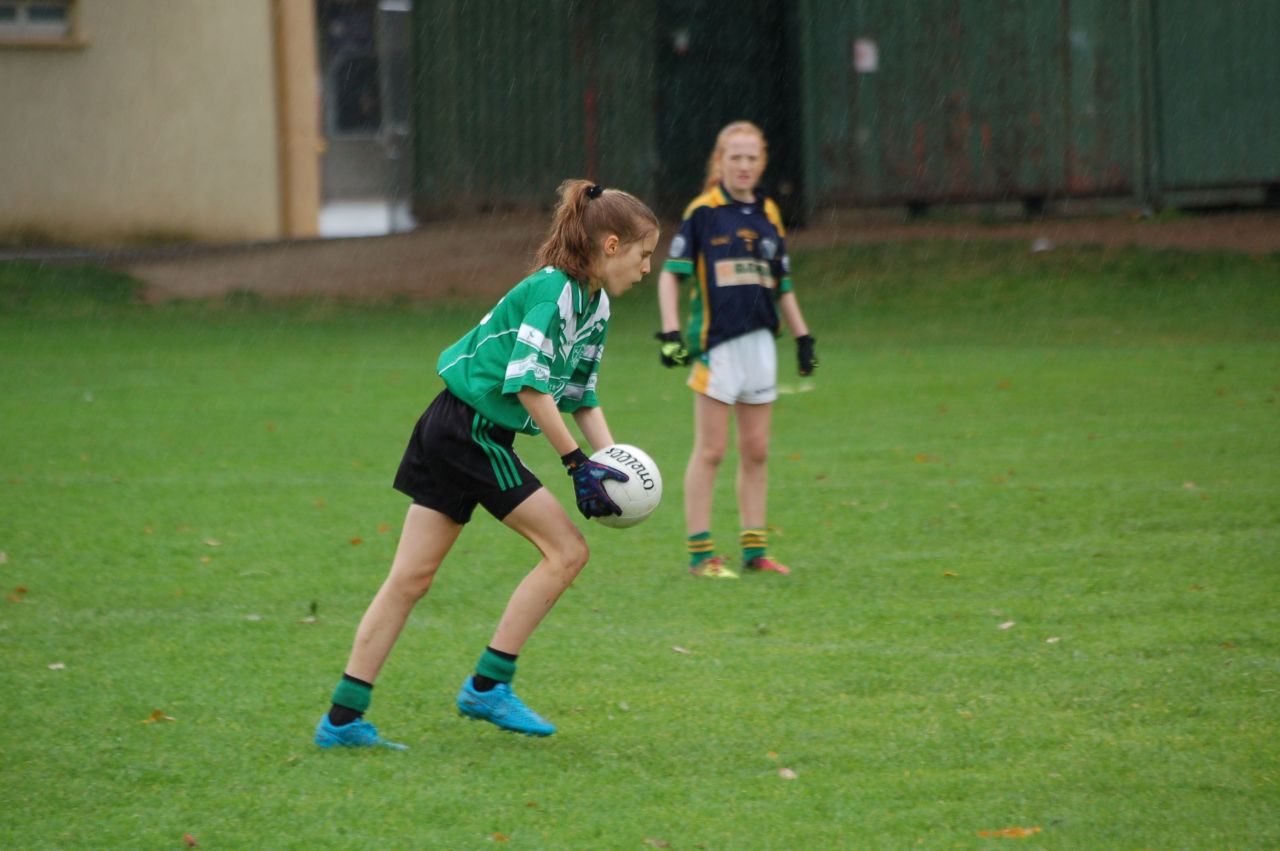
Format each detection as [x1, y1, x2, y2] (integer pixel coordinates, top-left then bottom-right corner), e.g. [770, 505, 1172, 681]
[688, 531, 715, 567]
[741, 528, 768, 563]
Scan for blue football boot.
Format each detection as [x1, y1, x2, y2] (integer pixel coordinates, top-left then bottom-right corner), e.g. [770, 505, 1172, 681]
[456, 679, 556, 737]
[314, 715, 407, 750]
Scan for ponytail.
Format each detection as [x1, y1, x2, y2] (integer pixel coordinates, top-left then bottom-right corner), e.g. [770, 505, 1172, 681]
[533, 180, 659, 282]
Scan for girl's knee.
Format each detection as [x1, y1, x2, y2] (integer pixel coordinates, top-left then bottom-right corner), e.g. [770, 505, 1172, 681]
[551, 534, 590, 577]
[566, 536, 590, 573]
[740, 439, 769, 467]
[387, 560, 440, 600]
[694, 444, 727, 468]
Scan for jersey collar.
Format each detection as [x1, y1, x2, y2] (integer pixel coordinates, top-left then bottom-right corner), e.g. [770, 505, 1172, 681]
[718, 183, 762, 212]
[570, 275, 598, 317]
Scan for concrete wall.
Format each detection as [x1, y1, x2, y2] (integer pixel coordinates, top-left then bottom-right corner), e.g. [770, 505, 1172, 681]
[0, 0, 318, 244]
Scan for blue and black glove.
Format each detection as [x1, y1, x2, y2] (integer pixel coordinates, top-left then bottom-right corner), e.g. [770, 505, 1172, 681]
[796, 334, 818, 376]
[561, 448, 627, 518]
[656, 330, 691, 368]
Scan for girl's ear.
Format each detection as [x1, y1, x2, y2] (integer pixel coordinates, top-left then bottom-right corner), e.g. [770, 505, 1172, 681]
[603, 234, 621, 256]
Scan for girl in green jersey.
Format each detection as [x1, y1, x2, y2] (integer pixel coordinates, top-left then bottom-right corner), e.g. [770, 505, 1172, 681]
[316, 180, 659, 746]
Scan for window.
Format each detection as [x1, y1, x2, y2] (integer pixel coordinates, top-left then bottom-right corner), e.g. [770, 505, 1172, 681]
[0, 0, 81, 46]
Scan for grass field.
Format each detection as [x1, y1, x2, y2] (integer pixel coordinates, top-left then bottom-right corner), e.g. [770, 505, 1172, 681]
[2, 241, 1278, 849]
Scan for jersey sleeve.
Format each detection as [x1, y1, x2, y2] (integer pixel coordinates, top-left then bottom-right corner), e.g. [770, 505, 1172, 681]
[762, 198, 793, 294]
[557, 323, 607, 413]
[661, 213, 698, 277]
[500, 301, 560, 396]
[774, 236, 793, 294]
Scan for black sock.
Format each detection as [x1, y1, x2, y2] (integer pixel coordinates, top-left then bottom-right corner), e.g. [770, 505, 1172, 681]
[328, 704, 362, 726]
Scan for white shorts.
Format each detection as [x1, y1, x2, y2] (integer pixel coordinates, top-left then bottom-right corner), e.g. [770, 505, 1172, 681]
[688, 328, 777, 405]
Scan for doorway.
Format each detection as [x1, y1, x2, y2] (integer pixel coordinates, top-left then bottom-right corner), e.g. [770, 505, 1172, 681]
[654, 0, 804, 224]
[316, 0, 414, 237]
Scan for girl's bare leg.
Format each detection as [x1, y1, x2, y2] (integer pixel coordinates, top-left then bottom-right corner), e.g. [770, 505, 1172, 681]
[487, 487, 590, 654]
[685, 392, 732, 535]
[343, 503, 462, 682]
[734, 401, 772, 529]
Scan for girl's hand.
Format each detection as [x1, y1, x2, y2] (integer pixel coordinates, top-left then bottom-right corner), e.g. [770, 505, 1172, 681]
[656, 331, 690, 367]
[561, 449, 628, 518]
[796, 335, 818, 376]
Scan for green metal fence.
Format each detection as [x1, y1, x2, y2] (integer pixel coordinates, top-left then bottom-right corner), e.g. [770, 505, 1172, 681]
[797, 0, 1139, 209]
[410, 0, 655, 217]
[410, 0, 1279, 218]
[1142, 0, 1280, 205]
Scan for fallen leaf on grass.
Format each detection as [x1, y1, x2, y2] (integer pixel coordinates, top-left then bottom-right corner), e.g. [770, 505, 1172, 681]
[183, 833, 198, 847]
[141, 709, 176, 724]
[491, 833, 511, 842]
[671, 646, 690, 654]
[914, 452, 937, 463]
[350, 537, 364, 546]
[978, 826, 1042, 839]
[779, 768, 798, 780]
[7, 585, 29, 603]
[204, 539, 221, 547]
[943, 571, 959, 578]
[643, 839, 672, 848]
[1045, 636, 1061, 644]
[0, 551, 7, 564]
[998, 621, 1016, 630]
[377, 522, 391, 534]
[48, 662, 66, 670]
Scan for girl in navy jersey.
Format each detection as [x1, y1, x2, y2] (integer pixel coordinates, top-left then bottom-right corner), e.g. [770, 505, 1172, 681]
[657, 121, 817, 578]
[315, 180, 659, 747]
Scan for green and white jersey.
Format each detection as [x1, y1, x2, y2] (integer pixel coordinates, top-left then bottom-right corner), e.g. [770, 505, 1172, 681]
[436, 267, 610, 435]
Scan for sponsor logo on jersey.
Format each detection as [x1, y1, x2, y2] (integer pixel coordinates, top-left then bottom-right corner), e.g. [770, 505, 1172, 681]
[713, 258, 773, 288]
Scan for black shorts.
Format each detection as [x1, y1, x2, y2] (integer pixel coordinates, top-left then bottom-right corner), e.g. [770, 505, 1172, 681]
[393, 388, 542, 524]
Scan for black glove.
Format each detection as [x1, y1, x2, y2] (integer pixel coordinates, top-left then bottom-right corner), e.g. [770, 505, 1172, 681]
[656, 330, 690, 368]
[796, 334, 818, 376]
[561, 448, 628, 518]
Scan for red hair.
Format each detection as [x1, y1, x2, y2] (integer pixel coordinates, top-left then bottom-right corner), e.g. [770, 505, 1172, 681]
[703, 121, 769, 192]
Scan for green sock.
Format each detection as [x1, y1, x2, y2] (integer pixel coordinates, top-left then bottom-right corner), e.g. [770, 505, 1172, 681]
[688, 531, 714, 567]
[329, 674, 373, 725]
[474, 646, 517, 691]
[741, 528, 767, 563]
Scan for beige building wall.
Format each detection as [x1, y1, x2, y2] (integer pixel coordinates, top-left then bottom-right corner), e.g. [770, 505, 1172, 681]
[0, 0, 319, 244]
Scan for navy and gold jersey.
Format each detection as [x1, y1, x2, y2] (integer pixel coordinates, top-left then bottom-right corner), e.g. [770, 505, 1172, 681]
[662, 184, 793, 356]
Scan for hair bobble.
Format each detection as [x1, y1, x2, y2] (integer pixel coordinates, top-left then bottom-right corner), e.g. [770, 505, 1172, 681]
[586, 184, 604, 200]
